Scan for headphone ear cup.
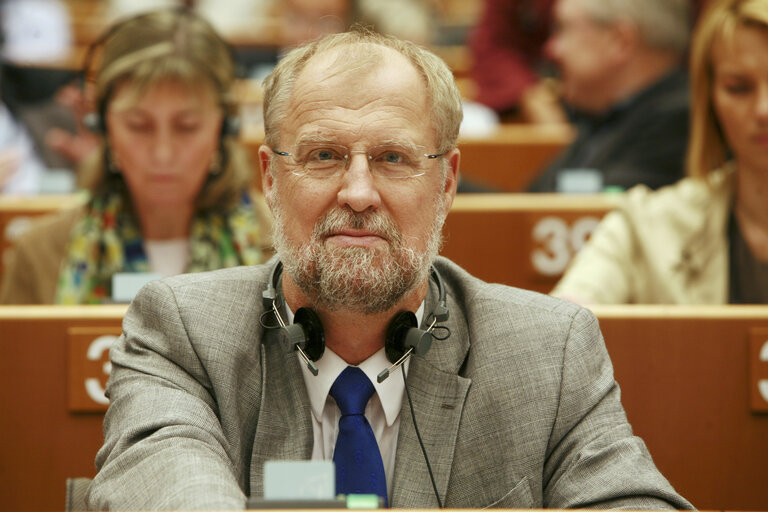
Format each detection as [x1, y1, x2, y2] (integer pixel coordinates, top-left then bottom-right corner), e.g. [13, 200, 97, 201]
[293, 307, 325, 361]
[403, 326, 433, 357]
[385, 311, 418, 363]
[222, 115, 241, 138]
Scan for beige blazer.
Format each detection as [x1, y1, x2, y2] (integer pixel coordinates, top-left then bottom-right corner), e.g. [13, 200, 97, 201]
[0, 207, 82, 304]
[553, 168, 734, 304]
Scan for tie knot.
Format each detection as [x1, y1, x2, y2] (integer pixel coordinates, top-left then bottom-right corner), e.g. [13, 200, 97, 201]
[330, 366, 375, 416]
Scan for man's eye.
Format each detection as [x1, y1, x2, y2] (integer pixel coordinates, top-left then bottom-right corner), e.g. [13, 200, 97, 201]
[375, 150, 412, 165]
[307, 148, 342, 161]
[382, 152, 404, 163]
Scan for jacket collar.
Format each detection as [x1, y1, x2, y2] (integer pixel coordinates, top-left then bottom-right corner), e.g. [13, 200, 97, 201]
[674, 166, 735, 278]
[249, 326, 314, 497]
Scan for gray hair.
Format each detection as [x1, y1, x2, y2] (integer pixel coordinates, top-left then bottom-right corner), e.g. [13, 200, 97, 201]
[582, 0, 691, 54]
[262, 25, 463, 154]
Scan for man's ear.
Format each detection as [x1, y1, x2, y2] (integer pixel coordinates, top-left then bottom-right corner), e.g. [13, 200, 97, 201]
[258, 145, 275, 210]
[441, 148, 460, 214]
[610, 19, 640, 62]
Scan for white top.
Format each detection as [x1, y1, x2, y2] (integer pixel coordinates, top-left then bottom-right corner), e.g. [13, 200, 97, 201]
[0, 0, 72, 64]
[295, 303, 424, 498]
[0, 103, 45, 194]
[144, 238, 189, 277]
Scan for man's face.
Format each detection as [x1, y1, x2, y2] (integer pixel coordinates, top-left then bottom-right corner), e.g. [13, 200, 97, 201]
[546, 0, 618, 112]
[260, 47, 459, 314]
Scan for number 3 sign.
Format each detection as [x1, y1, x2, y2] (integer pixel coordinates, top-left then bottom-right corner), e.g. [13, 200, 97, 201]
[68, 327, 121, 412]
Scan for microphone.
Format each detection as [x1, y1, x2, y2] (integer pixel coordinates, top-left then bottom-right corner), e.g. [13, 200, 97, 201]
[377, 347, 413, 384]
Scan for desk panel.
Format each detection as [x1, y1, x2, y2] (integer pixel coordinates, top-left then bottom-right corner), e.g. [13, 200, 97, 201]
[457, 125, 572, 192]
[3, 305, 767, 511]
[595, 305, 768, 511]
[0, 306, 126, 511]
[441, 194, 619, 293]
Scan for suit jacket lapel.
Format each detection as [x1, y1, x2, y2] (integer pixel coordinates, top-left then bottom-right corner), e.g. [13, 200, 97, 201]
[390, 276, 471, 507]
[249, 328, 314, 498]
[390, 359, 470, 507]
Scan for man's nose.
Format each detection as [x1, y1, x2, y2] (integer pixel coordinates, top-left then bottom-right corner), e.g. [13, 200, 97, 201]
[543, 35, 560, 63]
[336, 152, 382, 213]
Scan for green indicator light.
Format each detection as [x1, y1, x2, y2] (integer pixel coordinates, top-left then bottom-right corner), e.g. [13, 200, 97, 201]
[345, 494, 381, 509]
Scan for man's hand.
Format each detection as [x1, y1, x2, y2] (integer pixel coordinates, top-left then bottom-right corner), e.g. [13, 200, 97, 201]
[521, 78, 568, 125]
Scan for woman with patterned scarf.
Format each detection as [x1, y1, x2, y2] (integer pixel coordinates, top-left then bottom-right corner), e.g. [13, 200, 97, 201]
[0, 9, 272, 304]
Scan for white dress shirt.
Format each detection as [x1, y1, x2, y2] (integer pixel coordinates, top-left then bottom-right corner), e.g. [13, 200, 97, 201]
[294, 303, 424, 497]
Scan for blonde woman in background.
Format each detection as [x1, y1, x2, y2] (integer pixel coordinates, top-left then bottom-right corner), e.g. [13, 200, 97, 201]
[553, 0, 768, 304]
[0, 9, 272, 304]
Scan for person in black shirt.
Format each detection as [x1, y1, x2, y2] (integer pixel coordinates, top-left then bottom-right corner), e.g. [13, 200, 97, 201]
[527, 0, 692, 193]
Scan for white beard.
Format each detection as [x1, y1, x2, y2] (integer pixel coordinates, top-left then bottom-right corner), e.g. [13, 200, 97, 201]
[271, 190, 446, 314]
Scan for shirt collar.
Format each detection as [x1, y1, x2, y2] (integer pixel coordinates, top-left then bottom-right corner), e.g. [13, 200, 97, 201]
[294, 302, 425, 427]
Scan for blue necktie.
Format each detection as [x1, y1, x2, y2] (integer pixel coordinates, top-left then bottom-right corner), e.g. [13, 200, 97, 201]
[330, 366, 388, 506]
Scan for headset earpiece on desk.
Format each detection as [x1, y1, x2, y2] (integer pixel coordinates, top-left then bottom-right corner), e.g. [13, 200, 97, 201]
[260, 262, 450, 380]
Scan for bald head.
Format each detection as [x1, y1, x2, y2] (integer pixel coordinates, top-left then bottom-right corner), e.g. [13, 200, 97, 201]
[261, 26, 463, 154]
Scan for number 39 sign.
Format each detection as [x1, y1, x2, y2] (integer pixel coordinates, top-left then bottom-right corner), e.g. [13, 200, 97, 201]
[530, 215, 601, 277]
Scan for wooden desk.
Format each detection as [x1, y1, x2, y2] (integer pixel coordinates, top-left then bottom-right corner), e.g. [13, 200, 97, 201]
[0, 305, 126, 512]
[64, 0, 471, 78]
[2, 305, 768, 510]
[594, 305, 768, 511]
[457, 124, 572, 192]
[440, 193, 621, 294]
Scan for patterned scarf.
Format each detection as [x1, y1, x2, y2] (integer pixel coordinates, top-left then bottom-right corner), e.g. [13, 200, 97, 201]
[55, 191, 265, 304]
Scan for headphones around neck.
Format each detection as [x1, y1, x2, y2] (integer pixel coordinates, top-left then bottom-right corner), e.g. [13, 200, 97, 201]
[260, 262, 450, 382]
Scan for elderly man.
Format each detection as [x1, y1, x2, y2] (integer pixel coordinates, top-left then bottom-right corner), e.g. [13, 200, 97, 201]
[86, 28, 692, 510]
[528, 0, 692, 193]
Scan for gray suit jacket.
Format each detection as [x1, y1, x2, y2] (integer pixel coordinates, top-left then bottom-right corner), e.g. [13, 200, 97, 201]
[86, 257, 692, 510]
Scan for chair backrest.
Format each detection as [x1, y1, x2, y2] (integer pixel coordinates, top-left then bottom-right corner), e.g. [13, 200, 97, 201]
[65, 477, 92, 511]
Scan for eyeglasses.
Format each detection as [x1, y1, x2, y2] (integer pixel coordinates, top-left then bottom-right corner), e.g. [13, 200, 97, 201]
[271, 143, 445, 179]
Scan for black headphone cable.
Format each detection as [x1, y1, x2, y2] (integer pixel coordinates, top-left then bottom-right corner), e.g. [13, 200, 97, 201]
[402, 367, 444, 508]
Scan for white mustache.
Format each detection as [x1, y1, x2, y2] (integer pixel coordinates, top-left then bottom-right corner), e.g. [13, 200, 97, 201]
[312, 208, 402, 245]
